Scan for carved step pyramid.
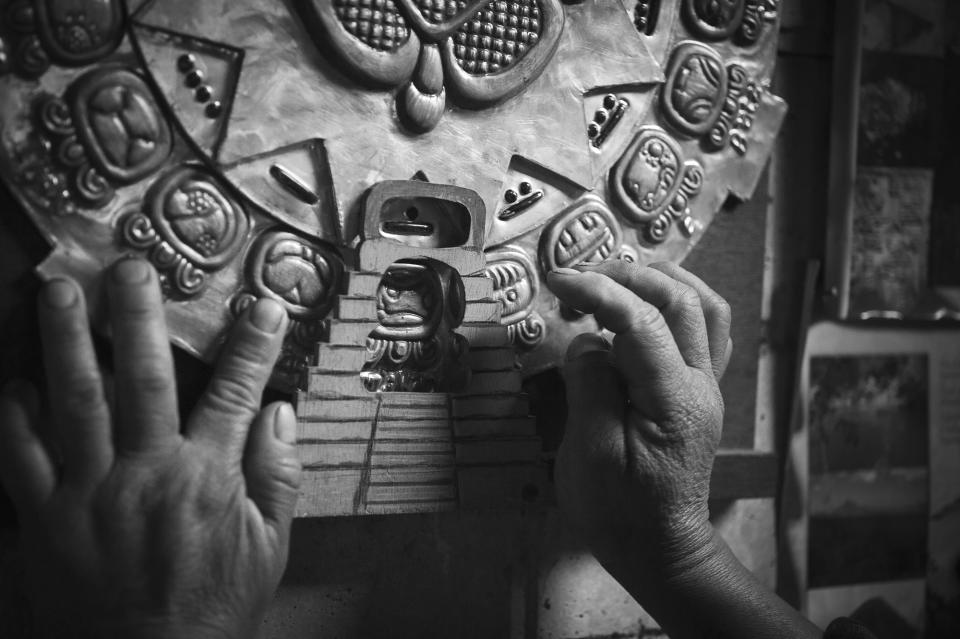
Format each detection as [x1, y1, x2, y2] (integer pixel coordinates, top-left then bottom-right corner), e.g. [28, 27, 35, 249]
[295, 268, 546, 517]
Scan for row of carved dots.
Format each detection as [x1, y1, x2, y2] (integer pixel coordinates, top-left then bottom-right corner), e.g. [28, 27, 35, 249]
[177, 53, 222, 119]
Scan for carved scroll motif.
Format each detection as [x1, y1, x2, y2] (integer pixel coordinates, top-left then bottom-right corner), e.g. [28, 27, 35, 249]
[18, 66, 171, 214]
[121, 165, 249, 297]
[682, 0, 778, 45]
[610, 126, 704, 243]
[661, 43, 762, 155]
[301, 0, 564, 131]
[485, 246, 545, 351]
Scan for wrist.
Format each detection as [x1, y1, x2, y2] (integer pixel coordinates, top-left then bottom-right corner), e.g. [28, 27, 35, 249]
[593, 517, 721, 600]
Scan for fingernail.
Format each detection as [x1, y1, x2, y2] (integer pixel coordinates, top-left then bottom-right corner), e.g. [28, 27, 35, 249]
[565, 333, 611, 362]
[43, 278, 78, 308]
[550, 268, 582, 277]
[250, 298, 285, 333]
[275, 403, 297, 444]
[112, 258, 151, 285]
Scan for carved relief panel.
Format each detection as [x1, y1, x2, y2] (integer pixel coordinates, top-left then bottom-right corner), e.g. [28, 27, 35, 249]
[0, 0, 787, 516]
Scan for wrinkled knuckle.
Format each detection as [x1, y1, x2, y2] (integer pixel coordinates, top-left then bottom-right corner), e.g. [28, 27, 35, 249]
[710, 295, 732, 326]
[61, 374, 105, 416]
[270, 456, 303, 495]
[228, 329, 273, 368]
[670, 282, 702, 312]
[207, 374, 259, 415]
[128, 368, 174, 396]
[115, 300, 157, 324]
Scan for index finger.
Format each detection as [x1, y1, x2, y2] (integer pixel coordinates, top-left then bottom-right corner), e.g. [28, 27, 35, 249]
[547, 269, 690, 419]
[186, 299, 288, 462]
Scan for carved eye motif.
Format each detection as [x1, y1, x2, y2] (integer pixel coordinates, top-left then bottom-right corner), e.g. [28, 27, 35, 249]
[372, 261, 446, 341]
[70, 66, 172, 185]
[34, 0, 125, 66]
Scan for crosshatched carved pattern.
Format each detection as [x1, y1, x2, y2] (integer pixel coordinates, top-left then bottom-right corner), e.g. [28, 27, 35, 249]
[453, 0, 541, 75]
[414, 0, 468, 24]
[333, 0, 411, 51]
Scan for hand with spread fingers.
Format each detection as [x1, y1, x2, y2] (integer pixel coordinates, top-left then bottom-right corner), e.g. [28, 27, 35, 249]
[0, 259, 301, 639]
[548, 261, 820, 639]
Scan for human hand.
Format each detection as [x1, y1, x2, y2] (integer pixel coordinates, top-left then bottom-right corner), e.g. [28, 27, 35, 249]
[0, 259, 301, 639]
[547, 261, 732, 583]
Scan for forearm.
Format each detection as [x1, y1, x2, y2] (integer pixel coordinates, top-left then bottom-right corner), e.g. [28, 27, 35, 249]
[601, 525, 822, 639]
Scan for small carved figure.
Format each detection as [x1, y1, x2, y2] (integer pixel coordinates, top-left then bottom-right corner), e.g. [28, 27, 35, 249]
[661, 43, 762, 155]
[362, 259, 470, 393]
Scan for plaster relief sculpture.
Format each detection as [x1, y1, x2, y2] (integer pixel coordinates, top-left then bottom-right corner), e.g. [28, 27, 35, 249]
[485, 246, 544, 351]
[299, 0, 564, 131]
[0, 1, 51, 78]
[0, 0, 788, 516]
[121, 165, 249, 297]
[661, 41, 761, 155]
[129, 23, 244, 159]
[362, 259, 470, 393]
[682, 0, 778, 46]
[34, 0, 125, 65]
[610, 126, 704, 243]
[539, 194, 622, 272]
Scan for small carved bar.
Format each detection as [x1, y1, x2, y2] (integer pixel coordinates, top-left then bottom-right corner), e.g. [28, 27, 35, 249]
[0, 0, 786, 516]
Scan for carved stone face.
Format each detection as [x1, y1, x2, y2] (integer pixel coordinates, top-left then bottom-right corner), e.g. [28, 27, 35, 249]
[373, 263, 442, 340]
[0, 0, 787, 394]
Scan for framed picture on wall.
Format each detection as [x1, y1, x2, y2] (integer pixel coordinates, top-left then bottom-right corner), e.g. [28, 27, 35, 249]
[780, 321, 960, 636]
[824, 0, 960, 321]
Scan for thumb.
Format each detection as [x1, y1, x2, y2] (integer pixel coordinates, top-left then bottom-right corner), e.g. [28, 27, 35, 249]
[561, 334, 628, 459]
[244, 402, 302, 538]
